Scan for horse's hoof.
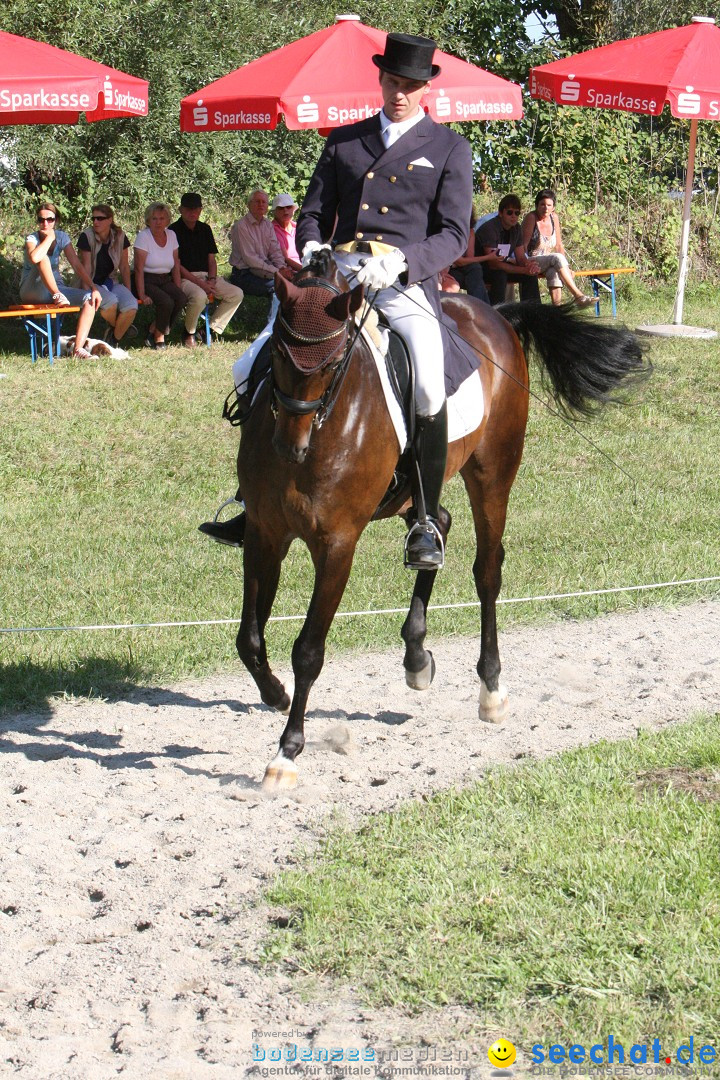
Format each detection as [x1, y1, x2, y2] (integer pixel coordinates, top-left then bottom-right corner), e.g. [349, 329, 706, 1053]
[405, 651, 435, 691]
[478, 681, 509, 724]
[261, 686, 292, 714]
[262, 753, 298, 791]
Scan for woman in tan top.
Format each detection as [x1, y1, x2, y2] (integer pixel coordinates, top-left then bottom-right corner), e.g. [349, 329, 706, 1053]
[520, 189, 593, 307]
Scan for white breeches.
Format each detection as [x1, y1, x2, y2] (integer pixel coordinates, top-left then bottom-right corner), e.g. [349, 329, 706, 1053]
[334, 250, 445, 416]
[232, 294, 280, 393]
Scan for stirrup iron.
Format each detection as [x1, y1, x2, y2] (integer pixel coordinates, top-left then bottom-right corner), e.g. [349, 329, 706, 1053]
[212, 495, 244, 523]
[404, 518, 445, 571]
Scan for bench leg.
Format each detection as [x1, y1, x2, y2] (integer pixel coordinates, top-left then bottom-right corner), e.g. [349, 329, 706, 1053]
[46, 312, 55, 365]
[201, 304, 212, 346]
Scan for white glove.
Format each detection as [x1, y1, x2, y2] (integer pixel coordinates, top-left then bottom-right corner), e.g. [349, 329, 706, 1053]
[301, 241, 331, 266]
[355, 248, 407, 291]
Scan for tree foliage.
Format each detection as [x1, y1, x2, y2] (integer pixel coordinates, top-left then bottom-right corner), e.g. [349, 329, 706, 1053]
[1, 0, 718, 282]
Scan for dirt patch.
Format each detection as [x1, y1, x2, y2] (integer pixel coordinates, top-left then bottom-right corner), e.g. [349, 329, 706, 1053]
[1, 599, 719, 1078]
[636, 765, 720, 802]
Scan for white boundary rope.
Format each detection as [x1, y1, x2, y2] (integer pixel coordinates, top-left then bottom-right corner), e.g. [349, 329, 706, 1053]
[1, 576, 719, 635]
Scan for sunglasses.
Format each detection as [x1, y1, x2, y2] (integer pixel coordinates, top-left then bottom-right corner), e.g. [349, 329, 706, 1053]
[92, 214, 111, 221]
[503, 209, 521, 216]
[37, 215, 56, 223]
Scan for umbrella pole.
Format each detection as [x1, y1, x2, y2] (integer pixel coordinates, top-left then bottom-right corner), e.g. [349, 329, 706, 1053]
[672, 118, 698, 326]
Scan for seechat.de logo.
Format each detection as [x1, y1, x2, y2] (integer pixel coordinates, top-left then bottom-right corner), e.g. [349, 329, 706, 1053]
[193, 100, 208, 126]
[677, 86, 701, 115]
[297, 95, 320, 124]
[560, 78, 581, 103]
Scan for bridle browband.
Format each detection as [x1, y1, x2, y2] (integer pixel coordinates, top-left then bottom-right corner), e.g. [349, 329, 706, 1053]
[270, 276, 361, 428]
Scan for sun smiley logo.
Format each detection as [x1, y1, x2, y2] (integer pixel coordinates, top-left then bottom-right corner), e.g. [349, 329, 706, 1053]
[488, 1039, 517, 1070]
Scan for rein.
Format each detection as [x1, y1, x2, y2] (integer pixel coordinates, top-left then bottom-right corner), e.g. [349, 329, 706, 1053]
[270, 277, 370, 429]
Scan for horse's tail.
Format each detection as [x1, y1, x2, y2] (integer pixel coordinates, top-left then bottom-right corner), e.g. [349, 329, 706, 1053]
[500, 301, 649, 417]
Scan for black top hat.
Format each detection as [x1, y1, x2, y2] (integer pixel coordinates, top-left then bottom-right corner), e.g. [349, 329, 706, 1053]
[372, 33, 441, 82]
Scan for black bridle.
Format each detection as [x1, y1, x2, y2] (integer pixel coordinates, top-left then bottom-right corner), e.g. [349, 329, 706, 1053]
[270, 277, 364, 429]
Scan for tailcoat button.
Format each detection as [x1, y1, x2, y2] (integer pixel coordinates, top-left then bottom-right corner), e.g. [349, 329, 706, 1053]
[366, 171, 374, 179]
[361, 203, 369, 210]
[356, 232, 364, 239]
[380, 206, 388, 214]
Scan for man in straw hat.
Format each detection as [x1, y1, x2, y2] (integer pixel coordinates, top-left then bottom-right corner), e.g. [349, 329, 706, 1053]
[200, 34, 473, 569]
[297, 32, 473, 568]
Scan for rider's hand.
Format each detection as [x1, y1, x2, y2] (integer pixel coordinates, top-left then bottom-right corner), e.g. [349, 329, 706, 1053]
[355, 249, 407, 291]
[301, 241, 331, 266]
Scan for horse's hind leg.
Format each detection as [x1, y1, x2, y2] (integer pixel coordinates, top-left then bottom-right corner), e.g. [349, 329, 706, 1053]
[264, 542, 357, 791]
[402, 506, 451, 690]
[460, 459, 513, 724]
[237, 527, 291, 713]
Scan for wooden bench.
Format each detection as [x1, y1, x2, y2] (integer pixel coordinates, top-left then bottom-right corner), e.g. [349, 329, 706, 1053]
[0, 304, 81, 364]
[574, 268, 636, 318]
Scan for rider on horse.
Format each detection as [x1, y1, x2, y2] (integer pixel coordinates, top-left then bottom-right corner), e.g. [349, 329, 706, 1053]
[200, 33, 473, 569]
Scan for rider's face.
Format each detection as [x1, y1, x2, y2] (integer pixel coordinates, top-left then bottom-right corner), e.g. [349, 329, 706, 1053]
[379, 72, 429, 123]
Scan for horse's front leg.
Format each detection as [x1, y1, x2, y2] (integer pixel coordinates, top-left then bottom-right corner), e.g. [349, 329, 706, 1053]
[263, 540, 357, 790]
[461, 463, 511, 725]
[401, 507, 451, 690]
[237, 525, 291, 713]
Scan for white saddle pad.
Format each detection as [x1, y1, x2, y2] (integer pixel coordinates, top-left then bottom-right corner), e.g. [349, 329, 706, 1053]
[360, 326, 484, 452]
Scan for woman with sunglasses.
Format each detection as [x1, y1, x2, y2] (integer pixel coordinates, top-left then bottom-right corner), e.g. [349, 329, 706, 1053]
[20, 201, 103, 359]
[77, 204, 138, 346]
[521, 189, 593, 307]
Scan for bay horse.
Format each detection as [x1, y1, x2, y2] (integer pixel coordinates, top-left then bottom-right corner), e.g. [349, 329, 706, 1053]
[235, 250, 644, 789]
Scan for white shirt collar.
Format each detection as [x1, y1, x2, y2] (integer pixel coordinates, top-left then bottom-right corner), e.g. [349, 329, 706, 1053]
[379, 107, 426, 146]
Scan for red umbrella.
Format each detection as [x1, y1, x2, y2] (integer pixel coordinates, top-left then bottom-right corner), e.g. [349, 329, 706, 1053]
[529, 16, 720, 335]
[180, 14, 522, 133]
[0, 30, 148, 125]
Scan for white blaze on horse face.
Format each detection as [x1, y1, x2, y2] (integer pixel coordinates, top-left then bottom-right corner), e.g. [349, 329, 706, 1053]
[478, 680, 509, 724]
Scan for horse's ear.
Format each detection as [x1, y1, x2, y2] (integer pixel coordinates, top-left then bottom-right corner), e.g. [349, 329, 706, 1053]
[275, 271, 302, 309]
[348, 283, 365, 314]
[325, 282, 365, 323]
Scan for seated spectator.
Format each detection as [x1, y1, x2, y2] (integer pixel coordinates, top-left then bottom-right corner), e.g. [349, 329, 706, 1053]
[521, 189, 593, 307]
[448, 213, 491, 303]
[228, 190, 289, 304]
[77, 203, 138, 346]
[19, 201, 103, 359]
[476, 194, 542, 306]
[169, 192, 244, 348]
[270, 193, 302, 273]
[133, 202, 186, 350]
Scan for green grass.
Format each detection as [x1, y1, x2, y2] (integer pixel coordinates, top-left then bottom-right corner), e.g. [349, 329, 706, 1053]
[264, 715, 720, 1058]
[1, 281, 720, 710]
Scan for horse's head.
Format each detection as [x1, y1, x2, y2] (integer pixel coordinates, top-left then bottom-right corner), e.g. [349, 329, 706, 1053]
[270, 252, 364, 464]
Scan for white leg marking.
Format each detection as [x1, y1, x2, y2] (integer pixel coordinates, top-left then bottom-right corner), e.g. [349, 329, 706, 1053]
[262, 751, 298, 791]
[405, 651, 435, 691]
[478, 679, 509, 724]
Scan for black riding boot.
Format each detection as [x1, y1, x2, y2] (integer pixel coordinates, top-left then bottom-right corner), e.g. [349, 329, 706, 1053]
[405, 403, 448, 570]
[198, 490, 246, 548]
